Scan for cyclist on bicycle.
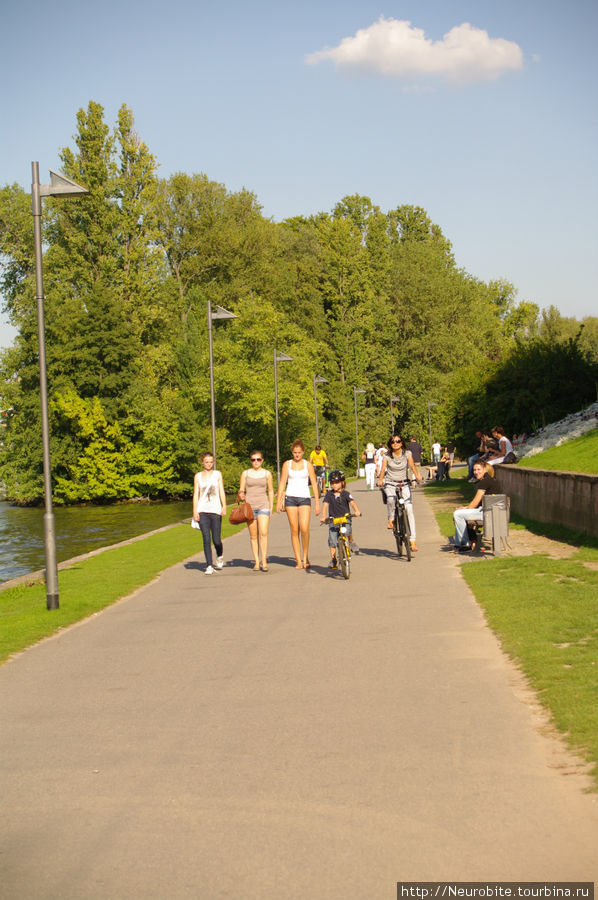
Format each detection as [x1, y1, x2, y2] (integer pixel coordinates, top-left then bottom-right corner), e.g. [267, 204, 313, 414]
[377, 433, 422, 551]
[320, 470, 361, 569]
[309, 445, 328, 492]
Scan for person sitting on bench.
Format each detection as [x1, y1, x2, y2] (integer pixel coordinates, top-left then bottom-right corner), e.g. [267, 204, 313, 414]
[452, 460, 499, 553]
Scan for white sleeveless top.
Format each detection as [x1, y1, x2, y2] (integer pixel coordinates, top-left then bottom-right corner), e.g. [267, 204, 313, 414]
[196, 470, 223, 514]
[286, 459, 311, 499]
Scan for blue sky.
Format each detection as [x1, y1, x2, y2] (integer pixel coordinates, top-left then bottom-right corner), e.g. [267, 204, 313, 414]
[1, 0, 596, 350]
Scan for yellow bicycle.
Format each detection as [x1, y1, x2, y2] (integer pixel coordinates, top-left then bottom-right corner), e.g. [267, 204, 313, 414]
[330, 513, 352, 579]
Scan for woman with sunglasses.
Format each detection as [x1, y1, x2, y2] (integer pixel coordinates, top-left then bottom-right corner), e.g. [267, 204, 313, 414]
[239, 451, 274, 571]
[276, 439, 320, 569]
[377, 433, 423, 551]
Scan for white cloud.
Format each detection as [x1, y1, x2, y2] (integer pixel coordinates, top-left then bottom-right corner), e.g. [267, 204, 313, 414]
[306, 17, 524, 85]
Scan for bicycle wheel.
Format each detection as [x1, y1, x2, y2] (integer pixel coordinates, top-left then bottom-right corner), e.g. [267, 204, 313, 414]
[402, 508, 412, 561]
[393, 509, 403, 557]
[338, 538, 350, 579]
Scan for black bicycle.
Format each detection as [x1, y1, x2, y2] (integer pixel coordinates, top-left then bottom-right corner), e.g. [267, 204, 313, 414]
[392, 481, 412, 561]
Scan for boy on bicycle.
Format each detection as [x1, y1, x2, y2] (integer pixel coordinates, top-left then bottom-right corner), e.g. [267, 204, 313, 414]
[320, 470, 361, 569]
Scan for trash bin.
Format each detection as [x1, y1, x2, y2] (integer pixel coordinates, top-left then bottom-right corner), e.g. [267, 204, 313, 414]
[482, 494, 510, 556]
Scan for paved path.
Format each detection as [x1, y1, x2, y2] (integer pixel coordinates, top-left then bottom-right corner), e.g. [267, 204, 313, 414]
[1, 483, 596, 898]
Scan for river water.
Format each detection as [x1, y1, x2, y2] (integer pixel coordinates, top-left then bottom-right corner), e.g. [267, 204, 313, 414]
[0, 499, 192, 584]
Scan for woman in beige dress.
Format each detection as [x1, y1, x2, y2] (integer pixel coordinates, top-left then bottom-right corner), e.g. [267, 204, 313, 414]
[239, 450, 274, 571]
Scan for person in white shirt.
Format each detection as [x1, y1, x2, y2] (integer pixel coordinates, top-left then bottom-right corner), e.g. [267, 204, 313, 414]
[192, 452, 227, 574]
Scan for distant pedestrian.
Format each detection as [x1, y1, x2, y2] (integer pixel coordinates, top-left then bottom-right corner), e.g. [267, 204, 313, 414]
[276, 439, 320, 569]
[192, 452, 227, 574]
[432, 440, 442, 465]
[407, 436, 423, 482]
[375, 443, 387, 478]
[238, 450, 274, 572]
[362, 442, 377, 490]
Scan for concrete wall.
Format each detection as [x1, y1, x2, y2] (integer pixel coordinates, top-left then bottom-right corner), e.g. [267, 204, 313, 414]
[494, 464, 598, 538]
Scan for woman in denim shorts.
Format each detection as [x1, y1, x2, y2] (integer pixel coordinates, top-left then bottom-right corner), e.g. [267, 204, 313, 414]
[239, 451, 274, 571]
[276, 439, 320, 569]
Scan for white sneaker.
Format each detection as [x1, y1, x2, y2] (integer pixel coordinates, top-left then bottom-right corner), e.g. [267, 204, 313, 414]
[205, 565, 215, 575]
[215, 557, 224, 569]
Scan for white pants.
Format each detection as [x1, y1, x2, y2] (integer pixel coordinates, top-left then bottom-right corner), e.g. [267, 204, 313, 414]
[384, 481, 416, 541]
[453, 507, 483, 547]
[364, 463, 376, 490]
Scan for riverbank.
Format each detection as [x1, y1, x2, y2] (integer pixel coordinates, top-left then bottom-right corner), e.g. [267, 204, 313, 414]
[0, 516, 244, 661]
[0, 498, 192, 584]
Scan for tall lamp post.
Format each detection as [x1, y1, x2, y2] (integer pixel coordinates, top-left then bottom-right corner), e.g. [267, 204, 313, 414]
[207, 301, 237, 467]
[390, 395, 400, 433]
[353, 387, 366, 477]
[32, 164, 88, 611]
[313, 374, 328, 446]
[427, 400, 438, 460]
[274, 349, 292, 484]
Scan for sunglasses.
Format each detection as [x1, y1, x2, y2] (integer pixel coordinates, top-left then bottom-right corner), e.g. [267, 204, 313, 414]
[251, 457, 263, 462]
[391, 439, 402, 444]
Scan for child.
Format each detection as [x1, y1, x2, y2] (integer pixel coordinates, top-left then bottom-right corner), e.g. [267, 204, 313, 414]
[320, 470, 361, 569]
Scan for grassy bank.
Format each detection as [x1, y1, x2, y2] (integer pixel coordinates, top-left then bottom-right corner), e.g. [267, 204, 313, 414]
[0, 518, 243, 663]
[518, 427, 598, 474]
[425, 478, 598, 787]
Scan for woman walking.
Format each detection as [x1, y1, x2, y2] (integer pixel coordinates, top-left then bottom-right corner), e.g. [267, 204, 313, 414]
[362, 442, 377, 490]
[276, 439, 320, 569]
[377, 433, 423, 551]
[192, 452, 227, 574]
[239, 450, 274, 571]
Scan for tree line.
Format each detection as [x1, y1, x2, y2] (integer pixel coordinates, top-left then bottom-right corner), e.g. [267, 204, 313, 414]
[1, 101, 597, 504]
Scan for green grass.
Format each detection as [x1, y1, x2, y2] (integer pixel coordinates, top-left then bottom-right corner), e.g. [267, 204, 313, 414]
[425, 479, 598, 787]
[518, 427, 598, 474]
[462, 555, 598, 785]
[0, 518, 244, 663]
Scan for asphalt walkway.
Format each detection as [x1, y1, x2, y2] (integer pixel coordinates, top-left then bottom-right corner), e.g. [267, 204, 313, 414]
[1, 482, 596, 898]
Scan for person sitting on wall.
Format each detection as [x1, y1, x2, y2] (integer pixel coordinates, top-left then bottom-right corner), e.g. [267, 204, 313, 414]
[487, 426, 515, 465]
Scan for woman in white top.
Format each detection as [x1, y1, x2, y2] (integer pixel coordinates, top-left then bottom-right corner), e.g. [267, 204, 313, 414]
[239, 450, 274, 572]
[362, 442, 377, 490]
[192, 452, 227, 574]
[276, 439, 320, 569]
[488, 426, 514, 465]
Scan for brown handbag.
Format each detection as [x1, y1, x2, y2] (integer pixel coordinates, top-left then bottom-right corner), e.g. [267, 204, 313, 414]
[229, 493, 254, 525]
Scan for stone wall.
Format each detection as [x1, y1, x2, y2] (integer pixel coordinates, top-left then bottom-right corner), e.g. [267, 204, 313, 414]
[494, 464, 598, 538]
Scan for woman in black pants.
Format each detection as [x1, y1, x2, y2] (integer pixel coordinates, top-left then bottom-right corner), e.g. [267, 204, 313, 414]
[192, 452, 227, 574]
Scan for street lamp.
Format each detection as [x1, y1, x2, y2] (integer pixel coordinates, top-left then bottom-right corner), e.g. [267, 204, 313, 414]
[313, 374, 328, 446]
[390, 395, 400, 433]
[32, 163, 88, 611]
[353, 387, 366, 477]
[427, 400, 438, 460]
[274, 349, 292, 484]
[207, 300, 237, 467]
